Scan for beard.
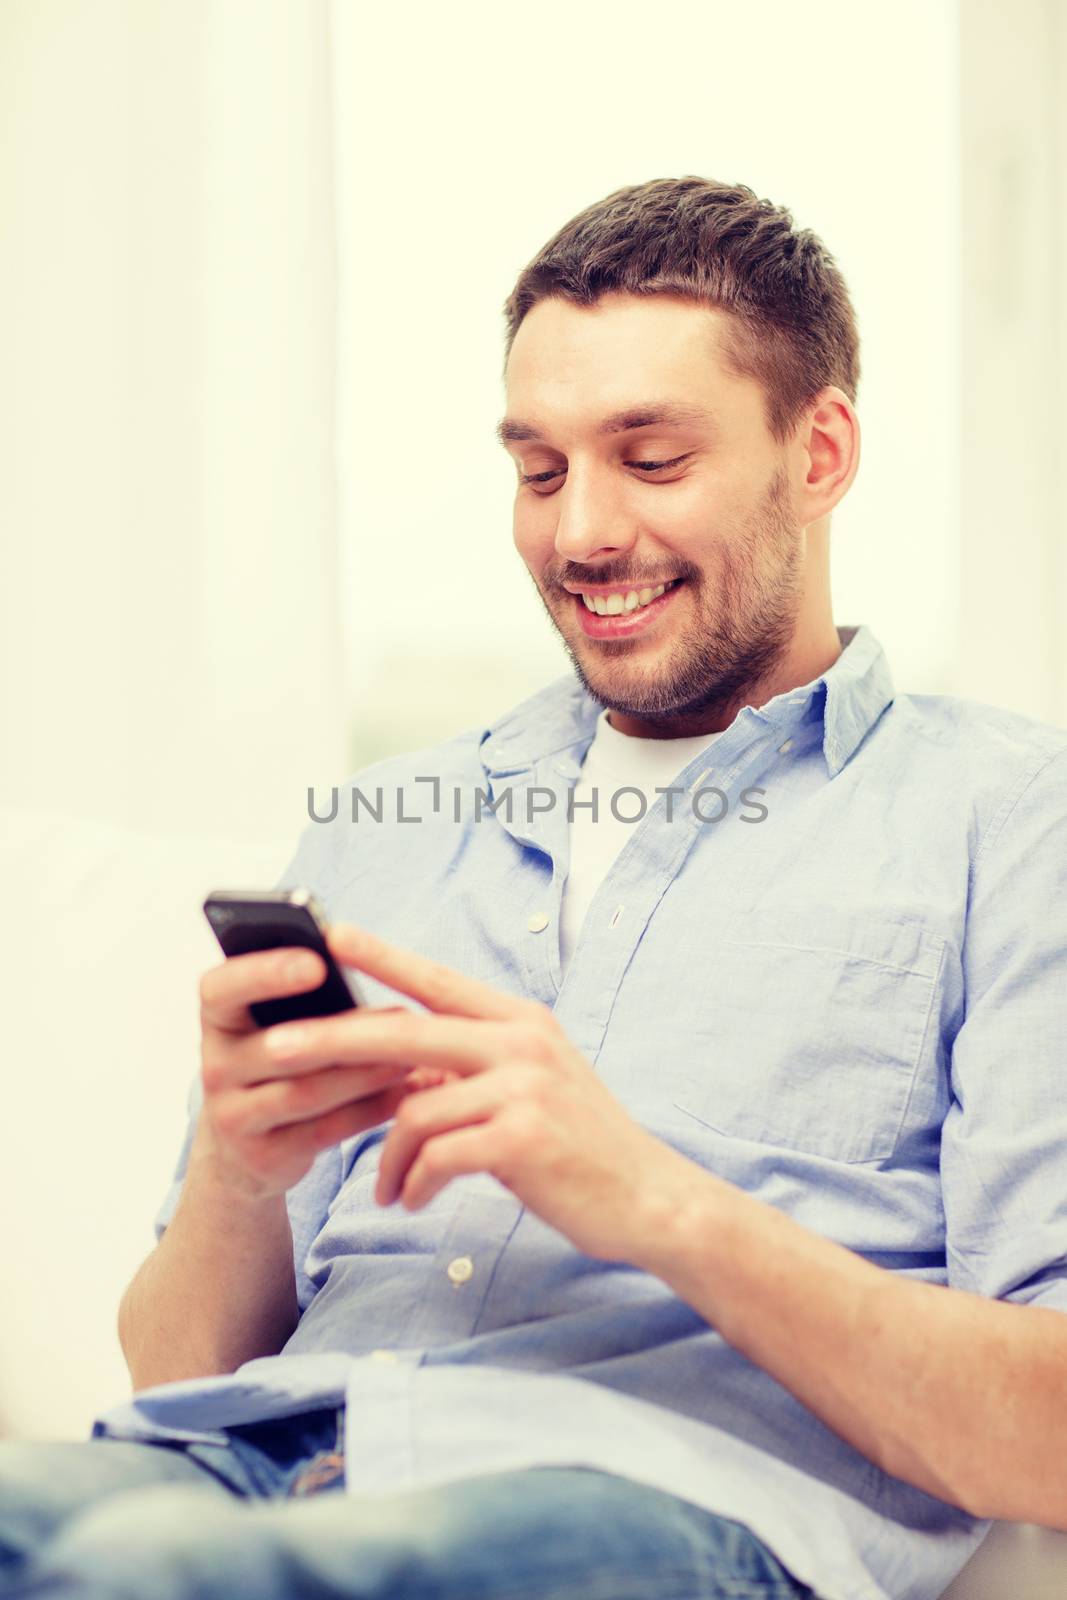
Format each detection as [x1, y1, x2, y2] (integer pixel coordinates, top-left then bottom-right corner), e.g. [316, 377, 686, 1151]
[528, 463, 806, 734]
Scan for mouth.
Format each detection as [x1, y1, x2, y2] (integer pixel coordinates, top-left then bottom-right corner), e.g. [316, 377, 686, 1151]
[567, 578, 686, 640]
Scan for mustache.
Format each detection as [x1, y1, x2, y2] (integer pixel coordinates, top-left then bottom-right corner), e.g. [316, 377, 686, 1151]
[549, 568, 699, 591]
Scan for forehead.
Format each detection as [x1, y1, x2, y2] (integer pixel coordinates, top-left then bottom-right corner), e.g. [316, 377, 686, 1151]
[503, 292, 752, 434]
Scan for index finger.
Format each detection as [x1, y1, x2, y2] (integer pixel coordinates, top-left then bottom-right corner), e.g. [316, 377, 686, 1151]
[326, 922, 535, 1023]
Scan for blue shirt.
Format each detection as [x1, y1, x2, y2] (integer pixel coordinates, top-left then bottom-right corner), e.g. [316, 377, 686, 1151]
[93, 624, 1067, 1600]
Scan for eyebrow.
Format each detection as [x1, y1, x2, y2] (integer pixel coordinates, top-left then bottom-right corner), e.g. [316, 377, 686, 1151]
[495, 402, 717, 447]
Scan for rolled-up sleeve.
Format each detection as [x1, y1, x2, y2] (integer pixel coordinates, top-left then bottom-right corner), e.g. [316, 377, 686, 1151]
[941, 742, 1067, 1313]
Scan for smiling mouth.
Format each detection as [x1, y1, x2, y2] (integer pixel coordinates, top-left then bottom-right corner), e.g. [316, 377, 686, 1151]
[567, 577, 686, 640]
[568, 578, 684, 616]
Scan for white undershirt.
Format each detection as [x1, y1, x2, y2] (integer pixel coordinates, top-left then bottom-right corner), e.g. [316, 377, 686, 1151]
[559, 708, 723, 974]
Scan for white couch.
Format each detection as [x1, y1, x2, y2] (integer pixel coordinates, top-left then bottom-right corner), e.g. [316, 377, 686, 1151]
[2, 806, 1065, 1596]
[938, 1522, 1067, 1598]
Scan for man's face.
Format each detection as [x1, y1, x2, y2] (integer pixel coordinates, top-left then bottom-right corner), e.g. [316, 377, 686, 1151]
[500, 291, 809, 736]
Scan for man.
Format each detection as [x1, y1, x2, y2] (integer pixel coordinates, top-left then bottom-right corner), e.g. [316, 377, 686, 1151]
[3, 175, 1066, 1600]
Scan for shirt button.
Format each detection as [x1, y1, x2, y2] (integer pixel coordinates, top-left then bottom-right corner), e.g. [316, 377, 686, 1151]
[527, 912, 549, 933]
[778, 738, 795, 754]
[369, 1348, 399, 1363]
[447, 1255, 474, 1286]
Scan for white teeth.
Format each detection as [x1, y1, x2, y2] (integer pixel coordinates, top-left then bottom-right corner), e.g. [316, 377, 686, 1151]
[580, 582, 670, 616]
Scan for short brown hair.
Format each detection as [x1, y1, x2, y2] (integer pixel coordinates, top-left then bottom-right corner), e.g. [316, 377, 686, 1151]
[501, 175, 860, 447]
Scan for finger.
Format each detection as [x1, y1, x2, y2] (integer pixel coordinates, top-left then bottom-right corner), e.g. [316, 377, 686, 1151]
[235, 1059, 422, 1135]
[393, 1124, 502, 1211]
[375, 1074, 503, 1205]
[402, 1065, 457, 1093]
[326, 922, 537, 1023]
[200, 947, 327, 1034]
[258, 1078, 424, 1167]
[261, 1008, 517, 1079]
[204, 1006, 414, 1091]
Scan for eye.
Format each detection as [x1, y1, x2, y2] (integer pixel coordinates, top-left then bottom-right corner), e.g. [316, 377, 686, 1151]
[627, 455, 690, 474]
[519, 454, 690, 489]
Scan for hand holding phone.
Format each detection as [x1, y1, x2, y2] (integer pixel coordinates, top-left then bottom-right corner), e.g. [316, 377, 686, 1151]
[204, 889, 363, 1027]
[195, 889, 442, 1200]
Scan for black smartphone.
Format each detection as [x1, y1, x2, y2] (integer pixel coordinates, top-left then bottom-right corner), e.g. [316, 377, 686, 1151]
[202, 888, 362, 1028]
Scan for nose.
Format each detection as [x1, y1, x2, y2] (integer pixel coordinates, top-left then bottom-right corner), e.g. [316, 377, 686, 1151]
[552, 469, 638, 567]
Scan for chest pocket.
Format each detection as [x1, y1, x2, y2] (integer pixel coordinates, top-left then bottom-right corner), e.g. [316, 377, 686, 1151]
[670, 906, 945, 1165]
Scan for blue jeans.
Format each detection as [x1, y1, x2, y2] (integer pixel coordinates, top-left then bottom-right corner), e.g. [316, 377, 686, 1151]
[0, 1406, 818, 1599]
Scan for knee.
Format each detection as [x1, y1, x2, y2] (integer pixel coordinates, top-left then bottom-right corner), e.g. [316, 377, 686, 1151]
[0, 1441, 91, 1574]
[41, 1483, 246, 1592]
[285, 1474, 585, 1596]
[43, 1485, 461, 1600]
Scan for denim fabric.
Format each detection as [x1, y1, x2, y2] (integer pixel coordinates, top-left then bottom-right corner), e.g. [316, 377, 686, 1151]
[0, 1408, 346, 1583]
[0, 1411, 817, 1599]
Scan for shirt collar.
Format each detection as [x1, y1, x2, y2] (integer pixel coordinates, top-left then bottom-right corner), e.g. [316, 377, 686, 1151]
[478, 623, 894, 782]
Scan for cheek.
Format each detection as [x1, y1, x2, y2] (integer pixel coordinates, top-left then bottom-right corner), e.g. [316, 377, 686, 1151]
[512, 502, 553, 568]
[664, 493, 729, 567]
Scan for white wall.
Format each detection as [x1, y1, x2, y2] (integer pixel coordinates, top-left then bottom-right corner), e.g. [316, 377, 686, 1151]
[956, 0, 1067, 724]
[0, 0, 347, 842]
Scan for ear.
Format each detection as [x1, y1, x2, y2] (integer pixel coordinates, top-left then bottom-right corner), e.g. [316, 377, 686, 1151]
[794, 387, 860, 527]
